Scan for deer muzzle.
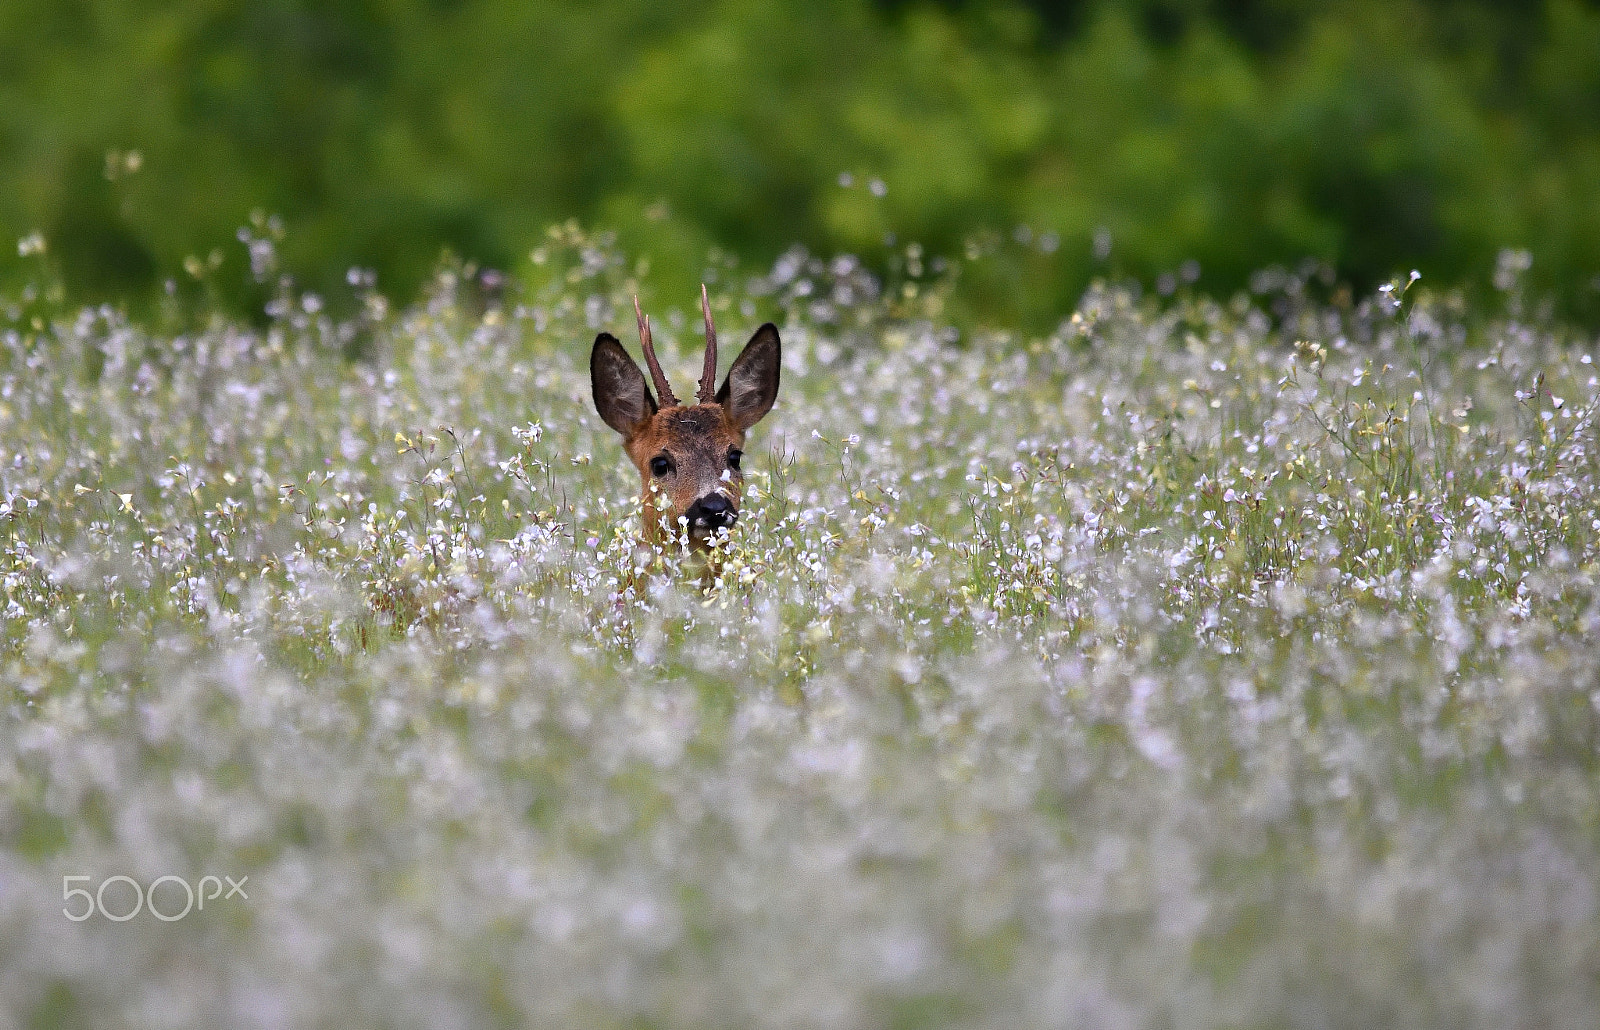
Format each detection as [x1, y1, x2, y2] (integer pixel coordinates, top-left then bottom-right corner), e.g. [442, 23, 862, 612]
[685, 494, 736, 533]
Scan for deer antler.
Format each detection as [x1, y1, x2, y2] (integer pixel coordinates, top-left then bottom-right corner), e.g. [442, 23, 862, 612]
[634, 295, 678, 408]
[698, 283, 719, 404]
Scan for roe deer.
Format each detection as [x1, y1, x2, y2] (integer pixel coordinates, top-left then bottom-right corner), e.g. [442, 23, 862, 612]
[592, 286, 780, 551]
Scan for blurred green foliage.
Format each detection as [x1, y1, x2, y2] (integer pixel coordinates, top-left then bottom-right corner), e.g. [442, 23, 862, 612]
[2, 0, 1598, 329]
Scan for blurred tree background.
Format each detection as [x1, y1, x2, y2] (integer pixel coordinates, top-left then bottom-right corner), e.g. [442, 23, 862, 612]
[1, 0, 1598, 329]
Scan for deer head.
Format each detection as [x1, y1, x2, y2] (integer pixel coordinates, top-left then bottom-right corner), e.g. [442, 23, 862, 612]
[592, 287, 780, 549]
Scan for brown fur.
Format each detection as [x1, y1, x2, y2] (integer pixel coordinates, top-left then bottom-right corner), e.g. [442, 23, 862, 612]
[592, 309, 780, 551]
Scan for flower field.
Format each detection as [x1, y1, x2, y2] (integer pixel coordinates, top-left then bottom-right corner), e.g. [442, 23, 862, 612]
[3, 237, 1598, 1028]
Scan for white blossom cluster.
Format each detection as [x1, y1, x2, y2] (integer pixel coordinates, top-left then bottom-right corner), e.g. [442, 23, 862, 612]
[2, 234, 1598, 1028]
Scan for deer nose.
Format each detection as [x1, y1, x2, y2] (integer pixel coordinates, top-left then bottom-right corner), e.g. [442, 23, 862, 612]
[686, 494, 736, 530]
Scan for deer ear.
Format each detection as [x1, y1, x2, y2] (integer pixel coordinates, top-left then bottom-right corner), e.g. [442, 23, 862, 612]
[717, 323, 780, 432]
[592, 333, 657, 436]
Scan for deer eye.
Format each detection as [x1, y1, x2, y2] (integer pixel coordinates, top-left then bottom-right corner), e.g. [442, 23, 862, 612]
[728, 449, 743, 471]
[649, 455, 673, 477]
